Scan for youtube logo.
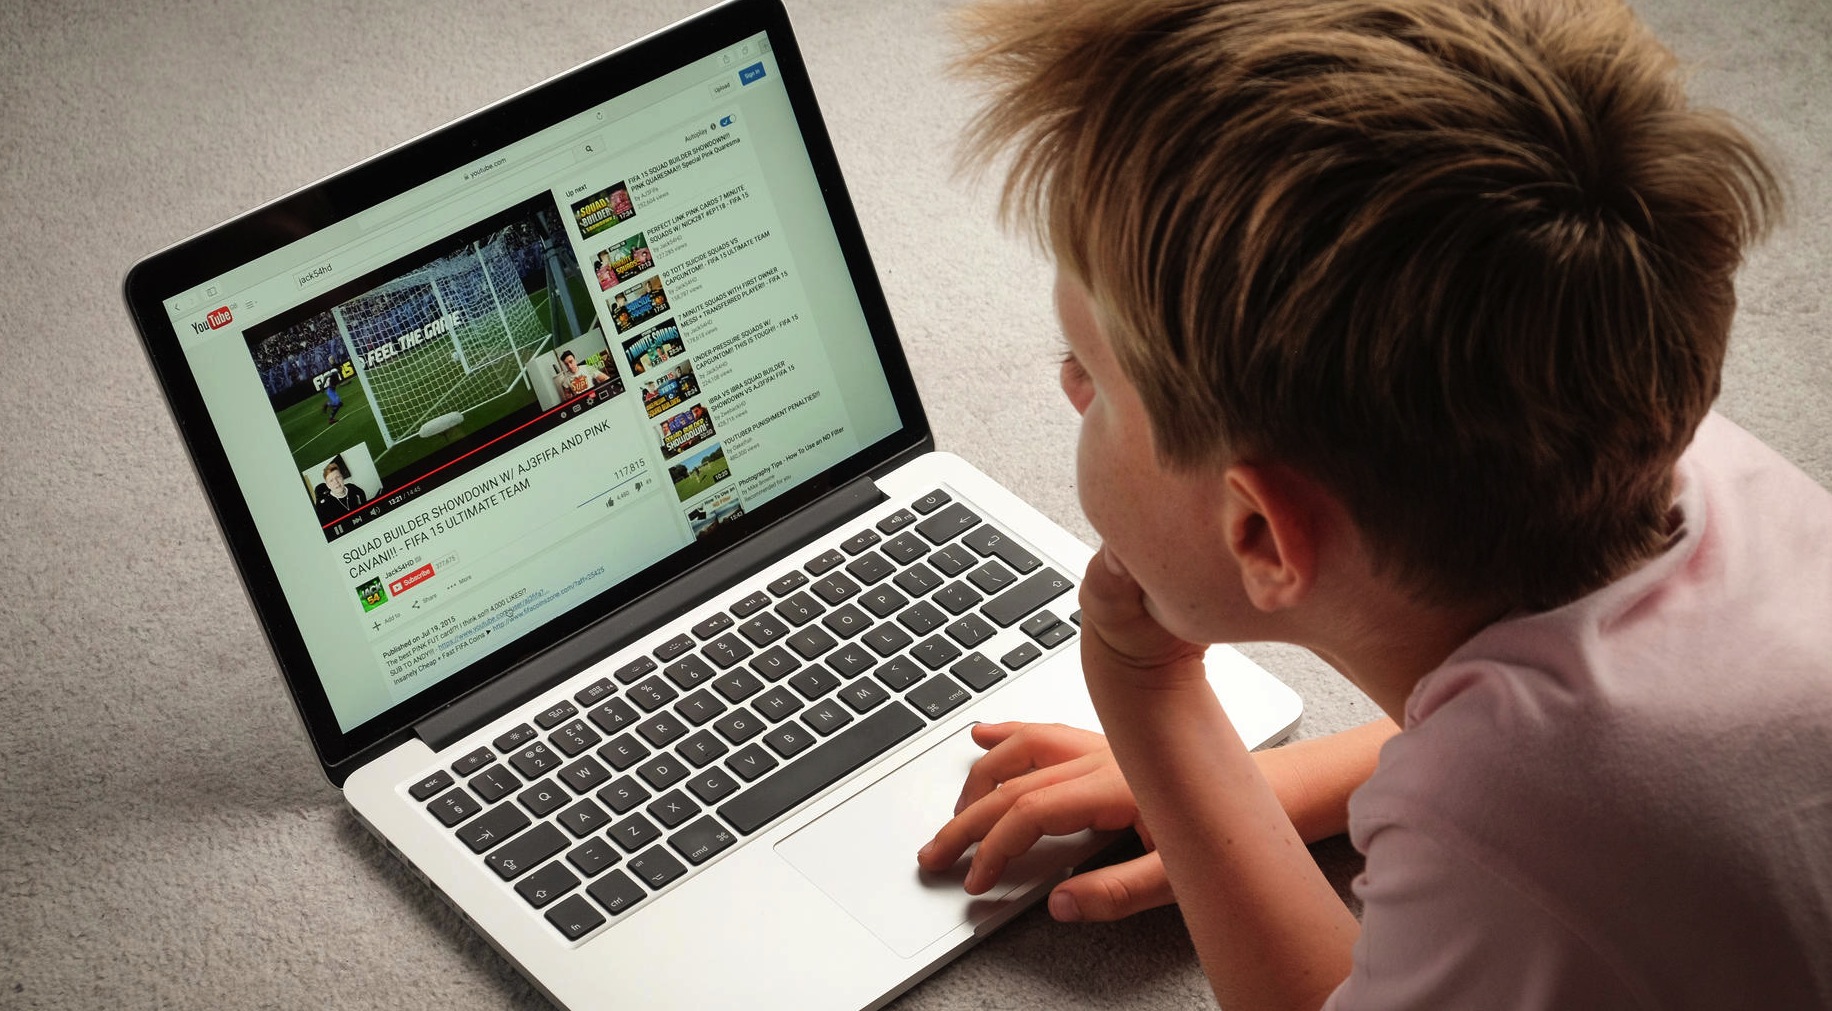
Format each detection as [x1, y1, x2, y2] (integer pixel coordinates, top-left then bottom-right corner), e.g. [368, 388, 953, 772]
[191, 306, 234, 334]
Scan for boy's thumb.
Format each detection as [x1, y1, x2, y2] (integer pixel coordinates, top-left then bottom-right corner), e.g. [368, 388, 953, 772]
[1049, 852, 1175, 922]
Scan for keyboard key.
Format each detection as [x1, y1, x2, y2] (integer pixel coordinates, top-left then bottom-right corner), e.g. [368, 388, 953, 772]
[669, 815, 738, 865]
[912, 635, 963, 670]
[628, 846, 688, 890]
[1036, 622, 1076, 649]
[738, 613, 791, 647]
[451, 747, 494, 777]
[946, 614, 997, 648]
[908, 675, 973, 720]
[627, 674, 678, 712]
[772, 591, 824, 626]
[596, 775, 650, 814]
[961, 524, 1043, 573]
[952, 652, 1005, 691]
[897, 600, 948, 635]
[768, 570, 809, 596]
[609, 813, 663, 853]
[748, 645, 802, 681]
[516, 861, 581, 908]
[876, 508, 918, 535]
[1002, 642, 1043, 670]
[826, 642, 875, 678]
[691, 612, 734, 640]
[862, 623, 914, 657]
[916, 502, 981, 544]
[636, 754, 689, 791]
[646, 789, 701, 829]
[546, 893, 607, 939]
[841, 529, 881, 555]
[585, 869, 645, 917]
[702, 633, 753, 669]
[810, 573, 861, 606]
[567, 836, 620, 876]
[762, 723, 815, 760]
[881, 531, 930, 565]
[804, 548, 845, 576]
[614, 655, 658, 684]
[729, 590, 771, 618]
[520, 779, 570, 818]
[493, 723, 538, 752]
[968, 560, 1018, 595]
[788, 664, 842, 700]
[714, 706, 765, 744]
[536, 700, 578, 730]
[713, 670, 764, 704]
[1070, 609, 1082, 625]
[821, 604, 871, 639]
[844, 551, 894, 585]
[911, 489, 951, 514]
[636, 714, 687, 749]
[982, 568, 1075, 627]
[839, 677, 890, 713]
[859, 585, 909, 619]
[409, 769, 453, 802]
[873, 656, 926, 691]
[587, 697, 639, 735]
[457, 803, 530, 853]
[752, 685, 805, 722]
[720, 704, 925, 834]
[468, 764, 519, 803]
[803, 699, 855, 736]
[1020, 611, 1061, 639]
[574, 677, 616, 708]
[664, 654, 716, 691]
[685, 767, 739, 805]
[548, 719, 601, 757]
[654, 633, 696, 663]
[674, 688, 728, 726]
[935, 581, 984, 615]
[557, 798, 611, 838]
[509, 742, 561, 779]
[927, 545, 976, 577]
[560, 755, 611, 794]
[487, 822, 567, 880]
[894, 562, 944, 597]
[726, 743, 779, 781]
[678, 729, 730, 767]
[597, 734, 649, 771]
[785, 625, 837, 660]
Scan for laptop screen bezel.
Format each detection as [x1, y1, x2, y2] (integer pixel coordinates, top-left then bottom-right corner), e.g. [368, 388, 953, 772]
[123, 0, 931, 783]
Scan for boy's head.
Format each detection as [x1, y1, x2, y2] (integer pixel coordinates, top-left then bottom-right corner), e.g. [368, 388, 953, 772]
[957, 0, 1780, 612]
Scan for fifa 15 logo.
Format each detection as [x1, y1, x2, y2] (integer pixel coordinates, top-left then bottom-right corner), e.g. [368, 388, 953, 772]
[191, 306, 233, 333]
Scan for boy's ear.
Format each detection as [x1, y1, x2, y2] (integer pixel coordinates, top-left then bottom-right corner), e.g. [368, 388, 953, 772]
[1220, 463, 1320, 612]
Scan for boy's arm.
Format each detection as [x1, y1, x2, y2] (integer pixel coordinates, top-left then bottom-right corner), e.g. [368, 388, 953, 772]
[1257, 717, 1397, 844]
[1074, 549, 1358, 1010]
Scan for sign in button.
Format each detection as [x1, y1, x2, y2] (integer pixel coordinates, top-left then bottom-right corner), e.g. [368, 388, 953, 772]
[389, 564, 436, 597]
[739, 61, 766, 85]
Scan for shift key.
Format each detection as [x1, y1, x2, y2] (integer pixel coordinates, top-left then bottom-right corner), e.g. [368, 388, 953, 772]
[979, 568, 1075, 628]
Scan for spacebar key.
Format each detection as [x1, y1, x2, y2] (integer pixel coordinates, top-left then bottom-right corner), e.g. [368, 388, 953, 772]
[718, 703, 924, 834]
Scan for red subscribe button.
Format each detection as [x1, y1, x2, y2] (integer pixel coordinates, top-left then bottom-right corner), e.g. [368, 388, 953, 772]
[389, 564, 435, 597]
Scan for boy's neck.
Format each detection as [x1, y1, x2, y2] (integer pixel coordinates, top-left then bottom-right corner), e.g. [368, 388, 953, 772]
[1303, 591, 1510, 728]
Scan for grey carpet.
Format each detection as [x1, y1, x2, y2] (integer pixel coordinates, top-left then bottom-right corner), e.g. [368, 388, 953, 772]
[1, 0, 1825, 1007]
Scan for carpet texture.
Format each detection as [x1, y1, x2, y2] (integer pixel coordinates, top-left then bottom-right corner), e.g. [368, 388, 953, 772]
[1, 0, 1825, 1007]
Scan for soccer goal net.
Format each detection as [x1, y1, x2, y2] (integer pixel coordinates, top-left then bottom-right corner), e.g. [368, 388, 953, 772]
[332, 233, 552, 453]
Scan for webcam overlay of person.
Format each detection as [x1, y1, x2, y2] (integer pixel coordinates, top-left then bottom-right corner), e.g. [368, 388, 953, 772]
[312, 458, 369, 525]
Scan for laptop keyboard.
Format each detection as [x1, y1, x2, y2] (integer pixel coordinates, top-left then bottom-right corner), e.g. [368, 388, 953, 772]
[404, 489, 1082, 942]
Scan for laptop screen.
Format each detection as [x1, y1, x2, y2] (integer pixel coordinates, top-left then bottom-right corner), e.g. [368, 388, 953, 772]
[136, 11, 916, 761]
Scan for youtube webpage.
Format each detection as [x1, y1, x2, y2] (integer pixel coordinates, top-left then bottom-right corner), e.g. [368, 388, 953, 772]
[171, 42, 902, 732]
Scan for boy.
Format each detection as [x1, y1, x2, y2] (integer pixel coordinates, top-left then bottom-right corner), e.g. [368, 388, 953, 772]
[916, 0, 1832, 1007]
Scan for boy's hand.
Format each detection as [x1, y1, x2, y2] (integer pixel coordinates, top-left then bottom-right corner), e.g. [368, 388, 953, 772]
[1079, 546, 1208, 689]
[916, 721, 1175, 921]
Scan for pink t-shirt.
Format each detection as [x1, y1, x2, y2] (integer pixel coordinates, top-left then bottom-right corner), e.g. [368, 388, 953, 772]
[1326, 413, 1832, 1009]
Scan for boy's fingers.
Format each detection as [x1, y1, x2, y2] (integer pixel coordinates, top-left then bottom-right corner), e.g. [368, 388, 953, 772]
[922, 758, 1095, 871]
[954, 723, 1110, 813]
[1050, 852, 1175, 922]
[963, 773, 1138, 894]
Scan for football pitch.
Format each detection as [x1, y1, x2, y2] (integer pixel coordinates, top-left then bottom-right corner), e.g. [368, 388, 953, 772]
[672, 451, 732, 502]
[277, 282, 596, 481]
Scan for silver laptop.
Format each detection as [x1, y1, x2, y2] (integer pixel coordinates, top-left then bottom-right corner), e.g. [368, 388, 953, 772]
[123, 1, 1302, 1006]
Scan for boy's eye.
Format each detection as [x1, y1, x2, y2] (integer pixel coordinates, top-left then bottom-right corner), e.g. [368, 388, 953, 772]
[1058, 351, 1094, 413]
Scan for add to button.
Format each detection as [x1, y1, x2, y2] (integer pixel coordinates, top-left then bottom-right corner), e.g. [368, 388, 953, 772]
[389, 564, 435, 597]
[739, 61, 766, 85]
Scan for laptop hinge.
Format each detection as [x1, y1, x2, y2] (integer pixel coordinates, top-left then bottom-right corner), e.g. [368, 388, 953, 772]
[413, 474, 888, 753]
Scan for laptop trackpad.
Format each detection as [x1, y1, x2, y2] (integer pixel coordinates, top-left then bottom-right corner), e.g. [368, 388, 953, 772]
[775, 670, 1101, 958]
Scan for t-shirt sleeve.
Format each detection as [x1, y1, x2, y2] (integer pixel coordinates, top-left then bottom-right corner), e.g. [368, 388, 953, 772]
[1323, 822, 1643, 1010]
